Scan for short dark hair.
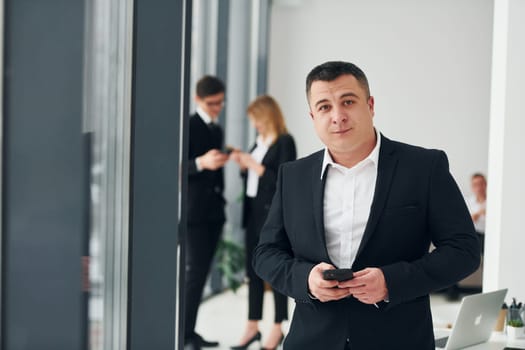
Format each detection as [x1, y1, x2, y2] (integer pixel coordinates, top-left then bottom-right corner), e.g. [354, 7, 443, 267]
[472, 173, 486, 181]
[306, 61, 370, 101]
[196, 75, 225, 98]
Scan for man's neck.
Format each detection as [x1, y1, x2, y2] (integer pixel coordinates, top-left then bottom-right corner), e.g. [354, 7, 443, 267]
[330, 135, 377, 169]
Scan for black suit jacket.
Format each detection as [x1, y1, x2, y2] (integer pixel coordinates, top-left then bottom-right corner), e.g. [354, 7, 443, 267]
[187, 113, 225, 224]
[241, 133, 297, 229]
[253, 135, 480, 350]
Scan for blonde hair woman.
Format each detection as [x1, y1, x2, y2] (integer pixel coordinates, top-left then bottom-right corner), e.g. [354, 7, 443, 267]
[230, 95, 296, 350]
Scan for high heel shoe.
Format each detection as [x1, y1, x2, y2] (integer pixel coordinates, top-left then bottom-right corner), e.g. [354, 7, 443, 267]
[260, 333, 284, 350]
[230, 331, 262, 350]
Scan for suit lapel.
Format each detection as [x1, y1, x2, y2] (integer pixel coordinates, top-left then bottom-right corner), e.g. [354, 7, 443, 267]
[311, 151, 331, 262]
[194, 112, 222, 148]
[355, 136, 398, 260]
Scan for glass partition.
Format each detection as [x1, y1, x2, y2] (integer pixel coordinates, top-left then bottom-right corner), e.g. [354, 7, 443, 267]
[0, 0, 4, 341]
[83, 0, 134, 349]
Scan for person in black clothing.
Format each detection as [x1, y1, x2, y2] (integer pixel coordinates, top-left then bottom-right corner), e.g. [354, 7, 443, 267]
[185, 75, 229, 350]
[230, 95, 296, 350]
[252, 61, 480, 349]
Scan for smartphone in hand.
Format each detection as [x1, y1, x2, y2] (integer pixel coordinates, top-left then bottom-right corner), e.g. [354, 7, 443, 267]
[322, 268, 354, 282]
[222, 145, 234, 155]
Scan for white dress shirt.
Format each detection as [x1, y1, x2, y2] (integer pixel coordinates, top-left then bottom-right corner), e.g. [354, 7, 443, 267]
[195, 106, 215, 172]
[466, 195, 486, 233]
[321, 130, 381, 268]
[246, 135, 272, 198]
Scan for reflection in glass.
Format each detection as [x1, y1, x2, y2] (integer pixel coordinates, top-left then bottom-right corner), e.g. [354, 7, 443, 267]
[83, 0, 134, 349]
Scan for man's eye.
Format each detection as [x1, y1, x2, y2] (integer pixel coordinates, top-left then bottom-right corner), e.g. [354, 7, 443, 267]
[343, 100, 354, 106]
[318, 105, 330, 112]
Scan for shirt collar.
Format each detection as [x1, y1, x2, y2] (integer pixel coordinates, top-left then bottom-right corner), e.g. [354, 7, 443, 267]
[196, 106, 214, 125]
[256, 134, 274, 147]
[320, 129, 381, 179]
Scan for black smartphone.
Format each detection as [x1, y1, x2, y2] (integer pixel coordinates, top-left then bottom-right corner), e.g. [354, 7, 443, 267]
[222, 146, 234, 154]
[322, 268, 354, 282]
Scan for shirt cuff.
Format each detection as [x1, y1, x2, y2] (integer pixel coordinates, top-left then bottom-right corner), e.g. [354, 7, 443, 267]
[195, 157, 203, 171]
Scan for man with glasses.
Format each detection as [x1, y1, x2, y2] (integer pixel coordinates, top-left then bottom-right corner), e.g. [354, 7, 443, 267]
[185, 75, 229, 350]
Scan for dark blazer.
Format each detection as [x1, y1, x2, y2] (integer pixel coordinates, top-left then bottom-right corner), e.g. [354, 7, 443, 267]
[241, 133, 297, 229]
[253, 135, 480, 350]
[187, 113, 225, 224]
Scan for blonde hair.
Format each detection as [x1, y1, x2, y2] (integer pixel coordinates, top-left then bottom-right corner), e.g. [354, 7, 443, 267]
[247, 95, 288, 137]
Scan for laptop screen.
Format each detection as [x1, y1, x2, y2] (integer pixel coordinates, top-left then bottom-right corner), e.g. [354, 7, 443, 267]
[434, 289, 508, 350]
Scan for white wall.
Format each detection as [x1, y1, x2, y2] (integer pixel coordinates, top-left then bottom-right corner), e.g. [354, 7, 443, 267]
[268, 0, 525, 301]
[267, 0, 493, 194]
[484, 0, 525, 302]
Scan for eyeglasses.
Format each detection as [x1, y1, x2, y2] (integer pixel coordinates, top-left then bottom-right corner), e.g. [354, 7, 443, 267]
[204, 99, 225, 107]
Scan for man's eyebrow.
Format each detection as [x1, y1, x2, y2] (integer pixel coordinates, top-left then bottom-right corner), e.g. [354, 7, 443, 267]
[313, 92, 361, 108]
[314, 98, 329, 108]
[340, 92, 360, 99]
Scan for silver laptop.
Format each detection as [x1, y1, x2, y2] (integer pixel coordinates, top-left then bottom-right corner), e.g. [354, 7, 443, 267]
[435, 288, 508, 350]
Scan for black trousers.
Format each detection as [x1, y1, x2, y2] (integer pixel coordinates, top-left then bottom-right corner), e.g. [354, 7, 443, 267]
[184, 220, 223, 341]
[245, 198, 288, 323]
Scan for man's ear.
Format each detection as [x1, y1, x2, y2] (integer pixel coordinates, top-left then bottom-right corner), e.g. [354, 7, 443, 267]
[194, 95, 204, 109]
[309, 111, 314, 119]
[368, 96, 375, 115]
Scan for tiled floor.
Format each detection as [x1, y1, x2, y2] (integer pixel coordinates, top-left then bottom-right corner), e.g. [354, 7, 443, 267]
[194, 285, 463, 350]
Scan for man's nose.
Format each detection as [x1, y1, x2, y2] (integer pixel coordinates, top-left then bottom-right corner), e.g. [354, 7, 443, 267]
[331, 106, 348, 124]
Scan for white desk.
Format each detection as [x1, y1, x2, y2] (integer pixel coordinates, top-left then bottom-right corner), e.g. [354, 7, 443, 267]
[435, 329, 525, 349]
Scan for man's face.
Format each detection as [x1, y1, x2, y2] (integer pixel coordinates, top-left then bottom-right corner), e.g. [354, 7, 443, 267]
[195, 92, 225, 120]
[471, 176, 487, 197]
[308, 74, 375, 158]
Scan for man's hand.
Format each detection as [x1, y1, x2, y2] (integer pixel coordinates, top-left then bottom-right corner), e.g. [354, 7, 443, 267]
[307, 263, 352, 302]
[339, 267, 388, 305]
[197, 149, 228, 170]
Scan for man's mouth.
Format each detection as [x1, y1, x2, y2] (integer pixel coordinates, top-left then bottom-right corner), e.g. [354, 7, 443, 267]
[333, 128, 351, 134]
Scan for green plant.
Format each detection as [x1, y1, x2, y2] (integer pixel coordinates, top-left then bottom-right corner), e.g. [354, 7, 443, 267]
[507, 297, 524, 327]
[215, 238, 245, 292]
[508, 319, 524, 327]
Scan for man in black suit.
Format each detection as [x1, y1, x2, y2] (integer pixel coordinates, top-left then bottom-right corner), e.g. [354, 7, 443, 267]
[185, 76, 229, 350]
[253, 61, 480, 349]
